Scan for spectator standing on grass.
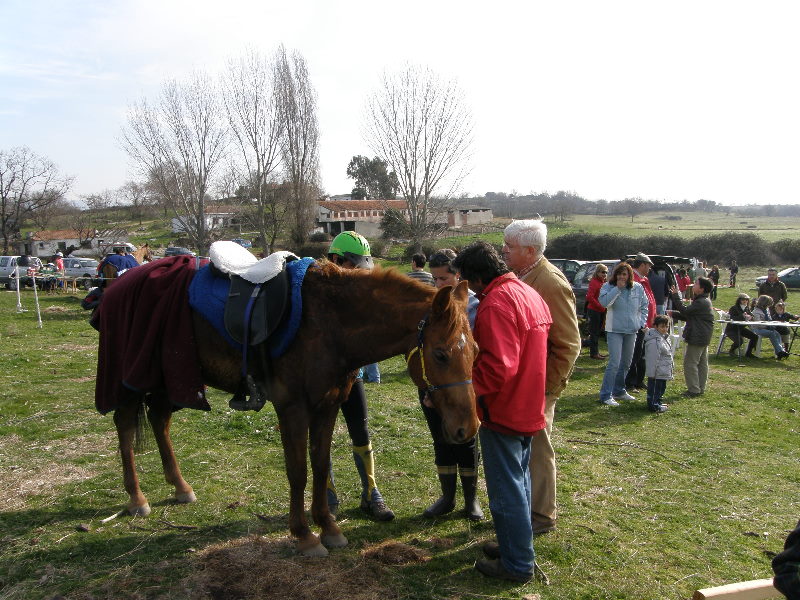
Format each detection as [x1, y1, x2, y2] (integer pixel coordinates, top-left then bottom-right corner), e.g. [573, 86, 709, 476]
[586, 264, 608, 359]
[625, 253, 657, 393]
[668, 277, 715, 397]
[502, 219, 581, 537]
[708, 265, 720, 301]
[453, 241, 551, 583]
[407, 253, 435, 286]
[647, 266, 669, 316]
[759, 268, 788, 306]
[729, 260, 739, 287]
[643, 314, 674, 413]
[598, 262, 649, 406]
[677, 268, 691, 298]
[418, 248, 482, 521]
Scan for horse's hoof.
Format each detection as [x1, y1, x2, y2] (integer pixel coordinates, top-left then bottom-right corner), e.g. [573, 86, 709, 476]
[175, 491, 197, 504]
[321, 533, 348, 549]
[128, 503, 151, 517]
[298, 542, 329, 557]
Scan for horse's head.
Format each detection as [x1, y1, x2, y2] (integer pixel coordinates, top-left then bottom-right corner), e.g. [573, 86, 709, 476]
[407, 280, 479, 444]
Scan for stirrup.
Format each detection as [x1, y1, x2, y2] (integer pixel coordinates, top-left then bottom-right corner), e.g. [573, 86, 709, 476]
[228, 376, 266, 411]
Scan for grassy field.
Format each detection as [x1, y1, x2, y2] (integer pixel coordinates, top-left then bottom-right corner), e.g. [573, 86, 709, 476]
[0, 270, 798, 599]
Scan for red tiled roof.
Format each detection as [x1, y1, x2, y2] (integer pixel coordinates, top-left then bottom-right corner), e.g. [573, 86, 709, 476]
[30, 229, 83, 241]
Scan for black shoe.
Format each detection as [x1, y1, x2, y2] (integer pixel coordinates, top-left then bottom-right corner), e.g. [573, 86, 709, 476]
[482, 540, 500, 559]
[474, 557, 532, 583]
[777, 351, 790, 360]
[682, 391, 702, 398]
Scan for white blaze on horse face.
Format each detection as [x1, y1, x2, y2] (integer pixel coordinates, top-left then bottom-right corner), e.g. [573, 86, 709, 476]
[457, 333, 466, 350]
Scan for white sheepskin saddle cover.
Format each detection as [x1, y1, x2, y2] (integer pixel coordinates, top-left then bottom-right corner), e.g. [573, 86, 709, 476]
[209, 241, 299, 284]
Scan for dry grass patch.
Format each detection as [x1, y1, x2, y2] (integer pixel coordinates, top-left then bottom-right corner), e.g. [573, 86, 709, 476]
[361, 540, 430, 565]
[183, 535, 400, 600]
[0, 433, 110, 510]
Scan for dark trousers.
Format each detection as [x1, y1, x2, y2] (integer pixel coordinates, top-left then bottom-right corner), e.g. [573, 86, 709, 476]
[587, 309, 604, 356]
[419, 389, 478, 468]
[625, 329, 647, 389]
[646, 377, 667, 409]
[710, 285, 718, 300]
[340, 378, 370, 447]
[727, 326, 758, 353]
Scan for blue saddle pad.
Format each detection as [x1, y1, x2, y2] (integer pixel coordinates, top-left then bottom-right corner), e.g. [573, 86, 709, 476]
[189, 257, 315, 358]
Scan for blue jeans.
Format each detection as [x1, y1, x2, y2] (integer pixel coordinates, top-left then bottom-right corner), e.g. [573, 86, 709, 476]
[363, 363, 380, 383]
[751, 327, 784, 355]
[646, 377, 667, 408]
[600, 331, 636, 401]
[479, 427, 535, 577]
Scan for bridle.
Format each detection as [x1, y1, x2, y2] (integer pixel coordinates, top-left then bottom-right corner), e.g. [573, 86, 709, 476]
[405, 314, 473, 395]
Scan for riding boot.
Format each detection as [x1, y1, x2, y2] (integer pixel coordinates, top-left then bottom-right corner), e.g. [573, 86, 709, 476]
[460, 471, 484, 521]
[326, 462, 339, 516]
[744, 338, 757, 357]
[423, 468, 457, 518]
[353, 444, 395, 521]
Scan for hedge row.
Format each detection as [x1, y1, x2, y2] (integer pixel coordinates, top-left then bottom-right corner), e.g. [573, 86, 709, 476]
[546, 232, 800, 267]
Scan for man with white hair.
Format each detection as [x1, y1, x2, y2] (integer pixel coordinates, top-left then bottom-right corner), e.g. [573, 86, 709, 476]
[502, 219, 581, 535]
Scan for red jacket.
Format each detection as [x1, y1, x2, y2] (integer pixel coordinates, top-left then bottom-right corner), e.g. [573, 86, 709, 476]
[472, 273, 552, 436]
[633, 271, 656, 327]
[586, 276, 606, 313]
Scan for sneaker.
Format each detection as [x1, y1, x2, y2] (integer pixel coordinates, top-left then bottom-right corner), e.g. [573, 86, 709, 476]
[600, 398, 620, 406]
[532, 523, 556, 536]
[590, 354, 605, 360]
[613, 392, 636, 401]
[474, 557, 532, 583]
[360, 488, 395, 521]
[648, 404, 668, 413]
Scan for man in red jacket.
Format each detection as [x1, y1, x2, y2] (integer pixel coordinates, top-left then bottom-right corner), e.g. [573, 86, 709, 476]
[453, 241, 552, 582]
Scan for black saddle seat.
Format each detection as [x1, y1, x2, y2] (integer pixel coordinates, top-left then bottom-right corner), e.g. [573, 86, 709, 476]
[223, 266, 292, 347]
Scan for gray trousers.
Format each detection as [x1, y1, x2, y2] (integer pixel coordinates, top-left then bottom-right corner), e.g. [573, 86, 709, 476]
[683, 343, 708, 394]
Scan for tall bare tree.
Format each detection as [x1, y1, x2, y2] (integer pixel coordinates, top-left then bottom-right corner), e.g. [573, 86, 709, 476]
[0, 147, 73, 254]
[364, 65, 474, 245]
[121, 71, 227, 254]
[274, 45, 321, 247]
[224, 48, 286, 252]
[117, 181, 156, 224]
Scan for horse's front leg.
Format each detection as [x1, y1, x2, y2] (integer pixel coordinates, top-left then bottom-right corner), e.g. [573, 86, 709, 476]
[277, 404, 327, 557]
[309, 403, 347, 550]
[113, 393, 150, 516]
[146, 393, 196, 504]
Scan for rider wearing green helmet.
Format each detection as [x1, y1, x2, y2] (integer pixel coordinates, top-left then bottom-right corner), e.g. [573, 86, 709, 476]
[325, 231, 394, 521]
[327, 231, 374, 270]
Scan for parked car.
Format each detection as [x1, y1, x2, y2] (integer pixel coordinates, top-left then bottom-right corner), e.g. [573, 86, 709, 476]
[63, 258, 100, 289]
[164, 247, 195, 257]
[548, 259, 586, 284]
[755, 267, 800, 289]
[0, 256, 45, 289]
[231, 238, 252, 248]
[571, 260, 619, 316]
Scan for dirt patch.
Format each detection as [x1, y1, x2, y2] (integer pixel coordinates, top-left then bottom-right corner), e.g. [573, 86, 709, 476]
[362, 541, 430, 565]
[183, 535, 401, 600]
[44, 305, 70, 313]
[0, 432, 111, 510]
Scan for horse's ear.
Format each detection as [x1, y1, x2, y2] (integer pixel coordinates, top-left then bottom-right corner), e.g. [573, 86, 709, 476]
[431, 285, 454, 317]
[452, 280, 469, 304]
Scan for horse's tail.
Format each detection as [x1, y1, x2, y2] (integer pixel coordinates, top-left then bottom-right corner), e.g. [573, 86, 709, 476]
[133, 398, 148, 454]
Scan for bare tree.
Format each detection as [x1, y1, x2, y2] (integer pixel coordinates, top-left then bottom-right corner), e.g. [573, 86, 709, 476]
[364, 65, 474, 245]
[0, 147, 73, 254]
[121, 71, 227, 254]
[274, 45, 321, 247]
[224, 48, 286, 252]
[117, 181, 156, 224]
[81, 189, 117, 211]
[30, 196, 71, 231]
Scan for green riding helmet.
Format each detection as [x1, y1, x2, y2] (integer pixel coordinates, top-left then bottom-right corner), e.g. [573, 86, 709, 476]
[328, 231, 374, 270]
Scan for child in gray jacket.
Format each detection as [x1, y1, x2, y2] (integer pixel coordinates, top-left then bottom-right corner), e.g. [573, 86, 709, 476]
[643, 315, 674, 413]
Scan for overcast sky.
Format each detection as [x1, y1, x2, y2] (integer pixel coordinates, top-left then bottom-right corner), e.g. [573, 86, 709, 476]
[2, 0, 799, 205]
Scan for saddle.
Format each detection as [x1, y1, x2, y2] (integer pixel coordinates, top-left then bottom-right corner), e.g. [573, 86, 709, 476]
[208, 242, 299, 411]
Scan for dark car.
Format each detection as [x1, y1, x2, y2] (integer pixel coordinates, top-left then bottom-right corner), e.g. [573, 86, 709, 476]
[164, 247, 195, 257]
[755, 267, 800, 289]
[572, 260, 619, 316]
[548, 259, 586, 284]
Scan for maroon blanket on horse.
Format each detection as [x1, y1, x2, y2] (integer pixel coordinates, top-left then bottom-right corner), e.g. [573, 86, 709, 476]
[95, 256, 211, 414]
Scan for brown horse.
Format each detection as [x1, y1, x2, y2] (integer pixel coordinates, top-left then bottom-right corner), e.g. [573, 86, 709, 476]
[101, 244, 154, 287]
[106, 261, 478, 557]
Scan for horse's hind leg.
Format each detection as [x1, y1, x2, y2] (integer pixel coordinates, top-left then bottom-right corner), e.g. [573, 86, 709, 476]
[114, 392, 150, 516]
[277, 403, 327, 557]
[309, 404, 347, 549]
[146, 393, 196, 504]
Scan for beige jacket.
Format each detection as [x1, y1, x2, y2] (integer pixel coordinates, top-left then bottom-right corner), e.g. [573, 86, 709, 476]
[520, 257, 582, 397]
